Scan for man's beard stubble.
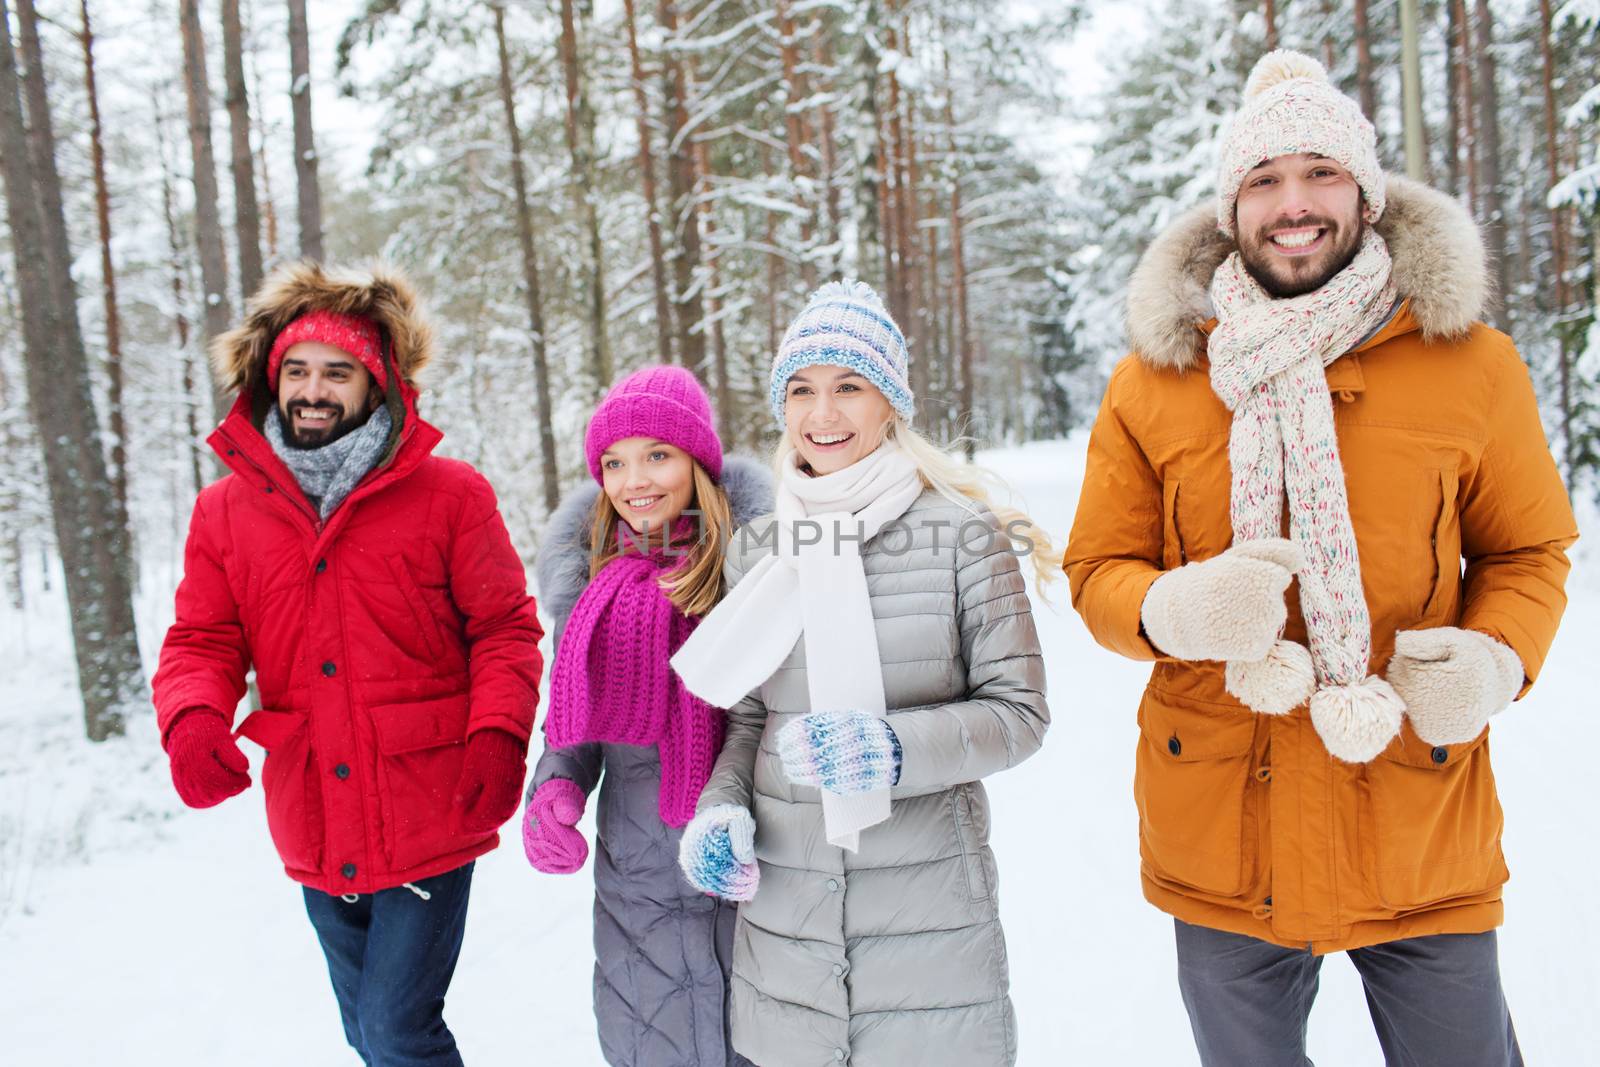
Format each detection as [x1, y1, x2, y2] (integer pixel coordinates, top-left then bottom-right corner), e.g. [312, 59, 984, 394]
[1239, 215, 1365, 299]
[281, 400, 372, 450]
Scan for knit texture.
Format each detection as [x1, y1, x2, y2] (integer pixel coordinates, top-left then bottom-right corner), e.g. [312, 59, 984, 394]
[264, 404, 392, 521]
[453, 729, 528, 835]
[1215, 50, 1384, 236]
[1208, 228, 1404, 758]
[522, 776, 589, 873]
[678, 803, 759, 902]
[777, 711, 903, 796]
[770, 279, 914, 424]
[165, 710, 252, 809]
[585, 365, 724, 483]
[544, 518, 722, 828]
[266, 308, 387, 390]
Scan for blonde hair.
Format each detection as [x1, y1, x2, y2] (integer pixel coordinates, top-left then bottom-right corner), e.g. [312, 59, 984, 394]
[775, 418, 1061, 597]
[588, 461, 736, 618]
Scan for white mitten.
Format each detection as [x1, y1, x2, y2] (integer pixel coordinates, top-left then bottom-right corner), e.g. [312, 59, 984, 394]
[1386, 627, 1523, 746]
[1141, 538, 1305, 662]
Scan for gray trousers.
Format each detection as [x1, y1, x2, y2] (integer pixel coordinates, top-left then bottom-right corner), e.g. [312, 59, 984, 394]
[1174, 920, 1522, 1067]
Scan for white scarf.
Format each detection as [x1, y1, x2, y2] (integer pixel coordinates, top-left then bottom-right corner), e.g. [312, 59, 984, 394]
[1207, 227, 1400, 714]
[672, 441, 924, 850]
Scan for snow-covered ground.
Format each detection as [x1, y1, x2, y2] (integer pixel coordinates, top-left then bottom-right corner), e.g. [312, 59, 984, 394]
[2, 435, 1596, 1065]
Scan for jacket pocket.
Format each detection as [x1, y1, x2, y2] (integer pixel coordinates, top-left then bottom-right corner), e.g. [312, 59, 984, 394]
[950, 782, 995, 907]
[1420, 466, 1462, 623]
[1161, 478, 1185, 569]
[236, 707, 325, 875]
[1134, 688, 1260, 898]
[369, 694, 472, 872]
[385, 555, 448, 663]
[1360, 720, 1507, 912]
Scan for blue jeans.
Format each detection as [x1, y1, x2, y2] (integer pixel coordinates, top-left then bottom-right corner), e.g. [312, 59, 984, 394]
[303, 862, 474, 1066]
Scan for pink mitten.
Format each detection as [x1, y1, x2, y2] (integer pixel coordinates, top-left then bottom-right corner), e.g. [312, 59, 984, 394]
[522, 777, 589, 874]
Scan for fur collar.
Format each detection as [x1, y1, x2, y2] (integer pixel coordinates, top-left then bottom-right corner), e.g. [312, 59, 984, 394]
[533, 456, 776, 639]
[211, 260, 434, 397]
[1125, 175, 1488, 372]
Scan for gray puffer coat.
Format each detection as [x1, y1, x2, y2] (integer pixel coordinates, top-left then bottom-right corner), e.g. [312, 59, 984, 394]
[529, 457, 772, 1067]
[697, 488, 1050, 1067]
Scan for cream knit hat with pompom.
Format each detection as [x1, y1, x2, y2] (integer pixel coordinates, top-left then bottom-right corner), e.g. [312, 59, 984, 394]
[1215, 50, 1384, 235]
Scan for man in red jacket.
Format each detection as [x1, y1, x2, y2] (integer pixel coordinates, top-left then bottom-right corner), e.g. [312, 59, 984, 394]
[152, 262, 542, 1066]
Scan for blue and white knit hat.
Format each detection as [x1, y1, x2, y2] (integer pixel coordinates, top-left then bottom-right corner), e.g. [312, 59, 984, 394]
[769, 279, 914, 425]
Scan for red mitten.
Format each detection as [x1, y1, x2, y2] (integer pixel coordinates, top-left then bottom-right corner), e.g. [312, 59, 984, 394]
[165, 710, 252, 809]
[453, 729, 529, 835]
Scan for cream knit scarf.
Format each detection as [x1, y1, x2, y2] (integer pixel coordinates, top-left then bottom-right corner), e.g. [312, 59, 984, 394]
[1207, 228, 1405, 749]
[672, 442, 924, 849]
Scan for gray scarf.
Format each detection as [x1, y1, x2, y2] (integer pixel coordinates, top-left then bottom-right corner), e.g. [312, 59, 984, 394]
[265, 404, 393, 521]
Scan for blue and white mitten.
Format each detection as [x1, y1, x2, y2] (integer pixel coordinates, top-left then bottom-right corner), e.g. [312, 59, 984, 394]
[777, 711, 902, 796]
[678, 804, 760, 901]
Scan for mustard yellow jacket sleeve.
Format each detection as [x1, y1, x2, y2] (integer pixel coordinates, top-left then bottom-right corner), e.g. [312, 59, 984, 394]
[1063, 358, 1169, 661]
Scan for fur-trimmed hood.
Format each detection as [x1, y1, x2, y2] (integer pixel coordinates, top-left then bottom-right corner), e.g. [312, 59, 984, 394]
[211, 260, 435, 400]
[533, 456, 776, 641]
[1125, 175, 1489, 372]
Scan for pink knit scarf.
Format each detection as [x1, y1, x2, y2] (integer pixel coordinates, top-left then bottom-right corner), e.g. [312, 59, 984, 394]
[544, 524, 722, 827]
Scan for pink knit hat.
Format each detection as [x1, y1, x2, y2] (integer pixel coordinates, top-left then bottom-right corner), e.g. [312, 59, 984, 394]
[584, 365, 724, 483]
[267, 309, 387, 391]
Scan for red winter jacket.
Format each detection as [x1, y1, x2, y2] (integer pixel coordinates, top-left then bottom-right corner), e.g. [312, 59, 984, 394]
[151, 263, 543, 895]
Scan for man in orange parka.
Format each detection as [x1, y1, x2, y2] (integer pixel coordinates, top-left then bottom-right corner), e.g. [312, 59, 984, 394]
[1064, 50, 1576, 1066]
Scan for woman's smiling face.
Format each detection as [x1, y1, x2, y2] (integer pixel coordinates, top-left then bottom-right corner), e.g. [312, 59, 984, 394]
[600, 437, 696, 533]
[783, 367, 895, 475]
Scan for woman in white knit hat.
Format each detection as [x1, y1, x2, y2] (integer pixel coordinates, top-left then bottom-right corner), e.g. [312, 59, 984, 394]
[670, 279, 1055, 1066]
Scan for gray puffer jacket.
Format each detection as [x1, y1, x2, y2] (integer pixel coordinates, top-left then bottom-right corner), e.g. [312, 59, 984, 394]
[697, 488, 1050, 1067]
[529, 456, 772, 1067]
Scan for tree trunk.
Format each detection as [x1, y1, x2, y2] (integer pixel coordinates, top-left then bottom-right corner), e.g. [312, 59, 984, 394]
[1398, 0, 1425, 180]
[891, 11, 920, 404]
[179, 0, 233, 422]
[221, 0, 262, 298]
[1538, 0, 1572, 485]
[1471, 0, 1510, 327]
[623, 0, 674, 365]
[78, 0, 130, 537]
[852, 0, 883, 288]
[943, 46, 972, 460]
[248, 0, 278, 258]
[154, 80, 207, 493]
[1353, 0, 1376, 122]
[777, 0, 817, 289]
[813, 24, 841, 278]
[762, 143, 783, 359]
[286, 0, 323, 261]
[658, 0, 705, 373]
[1, 0, 144, 741]
[492, 4, 558, 513]
[558, 0, 611, 391]
[1444, 0, 1460, 194]
[692, 137, 732, 442]
[1263, 0, 1278, 51]
[1453, 0, 1479, 214]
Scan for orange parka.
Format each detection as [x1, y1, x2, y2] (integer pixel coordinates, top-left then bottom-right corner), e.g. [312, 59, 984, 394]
[1063, 176, 1578, 953]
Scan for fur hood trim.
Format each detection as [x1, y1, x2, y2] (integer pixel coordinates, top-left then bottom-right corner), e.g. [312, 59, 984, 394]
[210, 260, 435, 397]
[533, 455, 776, 638]
[1126, 175, 1488, 371]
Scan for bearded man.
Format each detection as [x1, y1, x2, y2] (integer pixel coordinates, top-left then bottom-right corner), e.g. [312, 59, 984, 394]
[1064, 51, 1577, 1066]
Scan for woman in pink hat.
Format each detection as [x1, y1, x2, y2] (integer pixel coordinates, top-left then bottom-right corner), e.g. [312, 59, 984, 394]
[521, 365, 770, 1066]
